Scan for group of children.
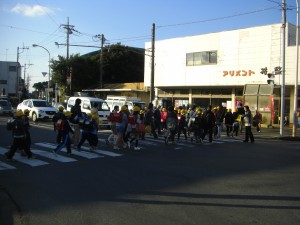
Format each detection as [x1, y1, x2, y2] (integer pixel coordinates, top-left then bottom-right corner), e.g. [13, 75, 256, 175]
[4, 98, 260, 161]
[106, 105, 143, 150]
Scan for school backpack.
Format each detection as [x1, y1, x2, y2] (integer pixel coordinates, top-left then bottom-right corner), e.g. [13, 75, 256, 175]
[128, 114, 136, 124]
[6, 118, 16, 131]
[82, 118, 94, 131]
[107, 112, 122, 123]
[204, 111, 215, 127]
[56, 119, 65, 131]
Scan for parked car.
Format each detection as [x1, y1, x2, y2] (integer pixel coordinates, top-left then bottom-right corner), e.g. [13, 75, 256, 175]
[17, 99, 57, 122]
[67, 97, 110, 127]
[0, 100, 14, 116]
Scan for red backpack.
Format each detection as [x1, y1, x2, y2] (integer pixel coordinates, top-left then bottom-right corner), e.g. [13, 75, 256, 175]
[128, 114, 136, 124]
[56, 119, 65, 131]
[107, 112, 122, 123]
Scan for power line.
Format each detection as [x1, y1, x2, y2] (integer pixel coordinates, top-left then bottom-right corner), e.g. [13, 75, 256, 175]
[157, 6, 279, 29]
[34, 0, 60, 26]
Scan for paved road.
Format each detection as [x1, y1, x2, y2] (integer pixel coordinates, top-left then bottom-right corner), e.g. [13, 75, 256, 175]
[0, 117, 300, 225]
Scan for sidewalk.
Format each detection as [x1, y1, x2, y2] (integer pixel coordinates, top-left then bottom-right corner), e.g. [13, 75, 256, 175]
[249, 124, 300, 141]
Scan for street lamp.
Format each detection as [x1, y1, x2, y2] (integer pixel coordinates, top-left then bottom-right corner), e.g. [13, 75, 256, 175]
[32, 44, 51, 102]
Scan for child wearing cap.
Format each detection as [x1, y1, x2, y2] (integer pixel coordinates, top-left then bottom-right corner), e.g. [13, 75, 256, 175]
[53, 111, 74, 155]
[5, 110, 34, 160]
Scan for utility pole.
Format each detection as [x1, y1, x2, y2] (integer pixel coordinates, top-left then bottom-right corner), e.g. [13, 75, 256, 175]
[61, 17, 74, 97]
[280, 0, 286, 136]
[150, 23, 155, 103]
[16, 46, 29, 102]
[293, 0, 299, 137]
[95, 34, 105, 89]
[23, 63, 33, 84]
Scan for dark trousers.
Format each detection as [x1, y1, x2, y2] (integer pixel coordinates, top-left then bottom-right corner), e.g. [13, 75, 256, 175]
[55, 133, 71, 153]
[151, 122, 158, 138]
[226, 125, 233, 136]
[56, 131, 62, 144]
[177, 127, 187, 140]
[202, 126, 213, 142]
[6, 138, 32, 159]
[244, 126, 254, 142]
[25, 130, 31, 150]
[78, 133, 98, 147]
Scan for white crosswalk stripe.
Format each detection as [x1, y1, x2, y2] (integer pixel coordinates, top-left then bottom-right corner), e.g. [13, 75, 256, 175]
[35, 143, 102, 159]
[0, 147, 49, 167]
[31, 149, 77, 163]
[0, 161, 16, 170]
[0, 141, 123, 171]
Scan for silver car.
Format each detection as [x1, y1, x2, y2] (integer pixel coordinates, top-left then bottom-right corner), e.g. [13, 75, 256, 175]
[17, 99, 57, 121]
[0, 100, 14, 116]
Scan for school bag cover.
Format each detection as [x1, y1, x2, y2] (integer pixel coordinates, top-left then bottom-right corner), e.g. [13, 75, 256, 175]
[107, 112, 122, 123]
[56, 119, 65, 131]
[6, 118, 16, 130]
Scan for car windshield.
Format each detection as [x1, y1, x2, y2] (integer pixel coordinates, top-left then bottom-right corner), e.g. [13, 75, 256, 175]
[91, 101, 110, 111]
[33, 101, 50, 107]
[0, 101, 10, 106]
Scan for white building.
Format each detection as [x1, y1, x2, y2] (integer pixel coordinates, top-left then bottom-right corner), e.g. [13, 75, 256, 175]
[144, 23, 300, 125]
[0, 61, 21, 97]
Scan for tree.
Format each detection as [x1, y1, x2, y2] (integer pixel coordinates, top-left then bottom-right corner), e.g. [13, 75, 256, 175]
[50, 44, 144, 96]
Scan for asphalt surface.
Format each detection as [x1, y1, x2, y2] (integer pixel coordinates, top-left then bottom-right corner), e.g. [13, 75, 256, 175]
[0, 122, 299, 225]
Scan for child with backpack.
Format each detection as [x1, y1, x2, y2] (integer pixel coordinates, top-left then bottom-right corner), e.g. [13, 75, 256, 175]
[126, 106, 142, 150]
[52, 105, 64, 143]
[77, 113, 98, 152]
[53, 111, 74, 156]
[5, 110, 34, 160]
[177, 109, 188, 141]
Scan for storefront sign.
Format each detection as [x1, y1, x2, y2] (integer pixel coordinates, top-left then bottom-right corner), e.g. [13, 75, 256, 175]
[223, 70, 255, 77]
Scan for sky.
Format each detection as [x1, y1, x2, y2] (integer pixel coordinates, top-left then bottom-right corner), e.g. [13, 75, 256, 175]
[0, 0, 298, 92]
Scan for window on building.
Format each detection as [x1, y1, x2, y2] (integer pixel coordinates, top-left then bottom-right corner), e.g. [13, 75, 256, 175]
[0, 80, 7, 84]
[8, 66, 16, 72]
[186, 51, 217, 66]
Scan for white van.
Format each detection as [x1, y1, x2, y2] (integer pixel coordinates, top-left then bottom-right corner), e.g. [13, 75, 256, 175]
[67, 97, 110, 126]
[106, 96, 146, 112]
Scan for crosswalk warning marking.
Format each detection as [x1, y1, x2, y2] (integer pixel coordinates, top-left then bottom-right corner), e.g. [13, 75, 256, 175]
[34, 143, 103, 159]
[0, 147, 49, 167]
[0, 161, 16, 170]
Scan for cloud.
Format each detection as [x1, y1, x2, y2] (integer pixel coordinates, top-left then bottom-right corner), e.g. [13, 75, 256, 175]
[10, 4, 54, 17]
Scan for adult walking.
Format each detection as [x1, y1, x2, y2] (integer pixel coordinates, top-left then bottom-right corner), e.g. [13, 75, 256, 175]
[243, 105, 254, 143]
[70, 98, 83, 145]
[201, 105, 216, 143]
[253, 110, 262, 132]
[144, 103, 158, 139]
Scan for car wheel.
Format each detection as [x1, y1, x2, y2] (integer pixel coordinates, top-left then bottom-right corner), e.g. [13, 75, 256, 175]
[32, 113, 38, 122]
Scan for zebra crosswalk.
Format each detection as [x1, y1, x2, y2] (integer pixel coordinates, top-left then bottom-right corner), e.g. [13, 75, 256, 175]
[0, 142, 123, 171]
[99, 135, 248, 149]
[0, 135, 274, 171]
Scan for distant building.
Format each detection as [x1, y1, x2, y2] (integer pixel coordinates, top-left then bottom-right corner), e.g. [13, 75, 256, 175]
[144, 23, 300, 125]
[0, 61, 21, 97]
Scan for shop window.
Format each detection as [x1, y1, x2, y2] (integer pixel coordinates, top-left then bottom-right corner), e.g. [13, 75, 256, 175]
[186, 51, 217, 66]
[186, 53, 194, 66]
[235, 88, 243, 96]
[259, 85, 273, 95]
[244, 84, 259, 95]
[8, 66, 16, 72]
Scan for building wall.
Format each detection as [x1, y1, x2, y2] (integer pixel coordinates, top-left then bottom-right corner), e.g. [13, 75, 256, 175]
[144, 23, 299, 88]
[0, 61, 21, 96]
